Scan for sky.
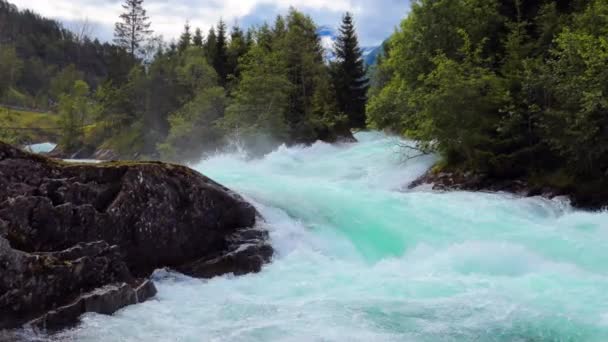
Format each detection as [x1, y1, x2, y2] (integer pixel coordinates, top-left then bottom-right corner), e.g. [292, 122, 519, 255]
[9, 0, 410, 47]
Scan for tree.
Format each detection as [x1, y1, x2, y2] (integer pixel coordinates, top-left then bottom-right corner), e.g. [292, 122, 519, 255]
[540, 0, 608, 176]
[0, 45, 23, 97]
[58, 80, 92, 152]
[158, 86, 225, 162]
[193, 27, 203, 47]
[178, 22, 192, 52]
[158, 50, 224, 161]
[113, 0, 153, 58]
[213, 20, 229, 85]
[49, 65, 85, 102]
[223, 45, 291, 143]
[204, 27, 217, 66]
[332, 12, 369, 129]
[227, 25, 248, 80]
[281, 9, 328, 142]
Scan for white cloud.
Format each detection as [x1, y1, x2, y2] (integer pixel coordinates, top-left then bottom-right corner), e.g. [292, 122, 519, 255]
[9, 0, 408, 46]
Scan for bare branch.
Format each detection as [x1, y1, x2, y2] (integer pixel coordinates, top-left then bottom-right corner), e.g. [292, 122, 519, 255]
[391, 137, 431, 162]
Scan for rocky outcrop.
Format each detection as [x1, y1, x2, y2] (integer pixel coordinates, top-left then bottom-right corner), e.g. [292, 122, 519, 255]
[177, 227, 273, 278]
[409, 170, 541, 196]
[0, 142, 273, 331]
[410, 168, 607, 210]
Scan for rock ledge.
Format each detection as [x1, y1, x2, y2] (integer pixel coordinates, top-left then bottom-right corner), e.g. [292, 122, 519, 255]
[0, 142, 272, 331]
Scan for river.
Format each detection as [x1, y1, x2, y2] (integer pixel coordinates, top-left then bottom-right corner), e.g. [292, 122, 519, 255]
[51, 131, 608, 341]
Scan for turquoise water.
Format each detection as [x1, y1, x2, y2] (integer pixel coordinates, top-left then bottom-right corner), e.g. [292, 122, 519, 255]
[25, 142, 56, 154]
[53, 132, 608, 341]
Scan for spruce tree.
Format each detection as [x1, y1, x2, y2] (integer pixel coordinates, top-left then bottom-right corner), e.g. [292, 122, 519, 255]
[193, 28, 203, 47]
[214, 20, 229, 85]
[178, 22, 192, 52]
[113, 0, 153, 58]
[332, 12, 369, 129]
[227, 25, 248, 79]
[204, 27, 217, 66]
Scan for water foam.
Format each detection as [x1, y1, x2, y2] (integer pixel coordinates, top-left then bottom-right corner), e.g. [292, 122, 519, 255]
[50, 132, 608, 341]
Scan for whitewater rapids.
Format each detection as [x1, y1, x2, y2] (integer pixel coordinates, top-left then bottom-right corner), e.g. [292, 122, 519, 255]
[52, 132, 608, 341]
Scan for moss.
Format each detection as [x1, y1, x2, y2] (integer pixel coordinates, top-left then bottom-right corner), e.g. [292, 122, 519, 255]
[430, 159, 450, 174]
[0, 106, 60, 144]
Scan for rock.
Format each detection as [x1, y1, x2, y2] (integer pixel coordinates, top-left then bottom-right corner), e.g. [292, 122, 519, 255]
[0, 237, 143, 329]
[27, 281, 157, 331]
[134, 279, 157, 303]
[177, 227, 273, 278]
[93, 148, 119, 161]
[0, 141, 272, 331]
[408, 167, 608, 210]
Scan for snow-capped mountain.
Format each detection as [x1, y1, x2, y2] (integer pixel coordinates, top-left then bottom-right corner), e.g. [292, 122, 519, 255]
[316, 25, 381, 65]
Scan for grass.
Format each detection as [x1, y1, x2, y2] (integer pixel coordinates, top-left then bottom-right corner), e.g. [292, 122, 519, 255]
[0, 106, 61, 145]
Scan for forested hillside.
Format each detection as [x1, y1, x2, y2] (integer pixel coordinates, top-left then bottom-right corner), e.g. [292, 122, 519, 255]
[368, 0, 608, 201]
[0, 0, 133, 108]
[0, 0, 369, 161]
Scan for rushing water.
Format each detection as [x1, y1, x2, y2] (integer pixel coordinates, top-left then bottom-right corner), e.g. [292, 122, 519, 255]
[50, 132, 608, 341]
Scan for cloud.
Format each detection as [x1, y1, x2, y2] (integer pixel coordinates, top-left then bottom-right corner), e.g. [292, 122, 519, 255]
[9, 0, 409, 46]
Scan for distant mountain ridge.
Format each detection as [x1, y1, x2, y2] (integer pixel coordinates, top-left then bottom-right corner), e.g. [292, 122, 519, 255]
[316, 25, 381, 66]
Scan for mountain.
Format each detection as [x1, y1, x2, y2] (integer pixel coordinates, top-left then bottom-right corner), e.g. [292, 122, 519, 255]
[316, 25, 381, 65]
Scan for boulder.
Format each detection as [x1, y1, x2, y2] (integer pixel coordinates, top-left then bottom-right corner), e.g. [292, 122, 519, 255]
[0, 141, 273, 330]
[0, 237, 141, 329]
[177, 227, 273, 278]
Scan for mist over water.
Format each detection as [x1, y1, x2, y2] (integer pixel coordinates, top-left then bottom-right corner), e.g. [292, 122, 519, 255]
[52, 132, 608, 341]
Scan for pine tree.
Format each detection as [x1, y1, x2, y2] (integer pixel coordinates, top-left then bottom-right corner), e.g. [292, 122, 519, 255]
[214, 20, 229, 85]
[204, 27, 217, 67]
[178, 22, 192, 52]
[227, 25, 248, 79]
[332, 12, 369, 129]
[281, 9, 327, 142]
[193, 27, 203, 47]
[113, 0, 153, 58]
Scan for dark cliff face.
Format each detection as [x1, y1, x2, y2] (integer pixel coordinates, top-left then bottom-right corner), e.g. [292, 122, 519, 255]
[0, 142, 273, 330]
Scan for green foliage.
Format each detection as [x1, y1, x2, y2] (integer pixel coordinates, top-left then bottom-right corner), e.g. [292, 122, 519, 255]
[227, 25, 249, 81]
[2, 1, 366, 161]
[159, 87, 226, 162]
[222, 9, 348, 147]
[178, 22, 192, 52]
[192, 28, 203, 47]
[331, 12, 369, 129]
[0, 45, 23, 99]
[57, 80, 96, 152]
[0, 106, 60, 144]
[213, 20, 229, 85]
[540, 0, 608, 176]
[1, 0, 134, 110]
[368, 0, 608, 185]
[223, 45, 291, 142]
[49, 65, 85, 102]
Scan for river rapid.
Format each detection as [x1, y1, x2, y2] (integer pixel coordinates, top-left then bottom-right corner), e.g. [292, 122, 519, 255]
[51, 132, 608, 341]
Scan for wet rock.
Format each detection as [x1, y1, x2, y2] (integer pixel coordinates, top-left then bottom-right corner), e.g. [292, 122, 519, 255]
[177, 227, 273, 278]
[408, 167, 607, 210]
[0, 141, 272, 331]
[134, 279, 157, 303]
[27, 281, 157, 331]
[0, 237, 141, 329]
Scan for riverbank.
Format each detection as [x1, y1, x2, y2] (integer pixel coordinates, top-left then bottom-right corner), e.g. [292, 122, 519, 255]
[410, 166, 608, 211]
